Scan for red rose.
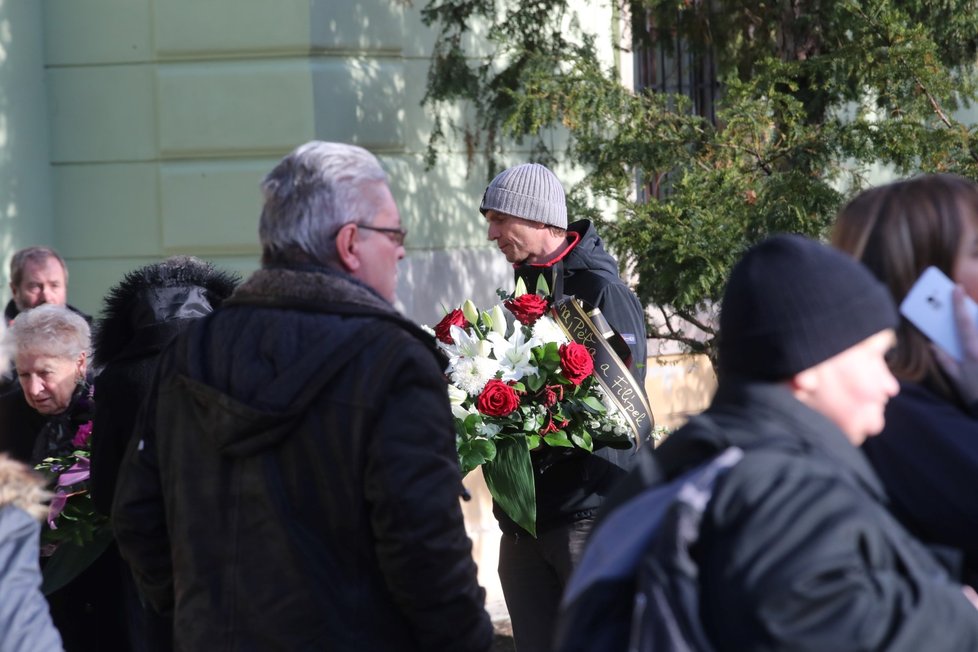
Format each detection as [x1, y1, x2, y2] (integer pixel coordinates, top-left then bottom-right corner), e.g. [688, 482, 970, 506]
[505, 293, 550, 326]
[477, 379, 521, 417]
[434, 308, 467, 344]
[559, 342, 594, 385]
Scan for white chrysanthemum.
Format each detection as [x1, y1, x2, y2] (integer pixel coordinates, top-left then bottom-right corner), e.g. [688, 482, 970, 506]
[531, 315, 568, 345]
[488, 329, 540, 381]
[450, 357, 499, 395]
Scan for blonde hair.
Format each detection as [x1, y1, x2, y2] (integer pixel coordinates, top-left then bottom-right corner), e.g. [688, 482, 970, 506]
[832, 173, 978, 396]
[0, 454, 50, 521]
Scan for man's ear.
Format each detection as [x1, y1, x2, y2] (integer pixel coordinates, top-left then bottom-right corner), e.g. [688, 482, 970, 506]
[789, 366, 819, 396]
[8, 281, 17, 301]
[333, 223, 360, 273]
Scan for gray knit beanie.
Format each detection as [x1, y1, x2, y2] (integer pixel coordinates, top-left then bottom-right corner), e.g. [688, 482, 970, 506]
[479, 163, 568, 229]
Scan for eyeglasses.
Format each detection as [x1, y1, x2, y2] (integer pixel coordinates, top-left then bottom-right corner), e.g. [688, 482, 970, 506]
[357, 224, 408, 246]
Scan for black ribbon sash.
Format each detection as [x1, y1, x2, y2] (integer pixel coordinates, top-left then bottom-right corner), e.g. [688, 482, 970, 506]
[551, 297, 653, 447]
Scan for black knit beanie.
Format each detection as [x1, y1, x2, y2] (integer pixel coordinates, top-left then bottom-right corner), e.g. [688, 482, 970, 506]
[718, 234, 898, 380]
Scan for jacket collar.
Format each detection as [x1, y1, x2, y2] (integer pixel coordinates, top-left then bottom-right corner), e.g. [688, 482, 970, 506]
[228, 265, 397, 317]
[670, 380, 888, 501]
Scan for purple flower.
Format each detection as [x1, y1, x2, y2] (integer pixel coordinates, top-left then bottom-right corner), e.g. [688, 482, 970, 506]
[72, 421, 93, 448]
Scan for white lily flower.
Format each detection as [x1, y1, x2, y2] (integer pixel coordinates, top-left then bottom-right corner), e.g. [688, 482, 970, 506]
[462, 299, 480, 325]
[451, 324, 491, 357]
[490, 305, 508, 335]
[488, 328, 540, 381]
[448, 384, 468, 407]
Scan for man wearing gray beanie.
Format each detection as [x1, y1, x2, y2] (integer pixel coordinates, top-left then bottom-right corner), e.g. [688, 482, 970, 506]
[557, 234, 978, 651]
[479, 162, 648, 652]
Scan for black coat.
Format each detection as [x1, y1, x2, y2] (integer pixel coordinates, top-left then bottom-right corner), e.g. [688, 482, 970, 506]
[0, 390, 46, 462]
[863, 380, 978, 583]
[91, 259, 237, 516]
[610, 381, 978, 651]
[498, 220, 648, 536]
[112, 266, 492, 652]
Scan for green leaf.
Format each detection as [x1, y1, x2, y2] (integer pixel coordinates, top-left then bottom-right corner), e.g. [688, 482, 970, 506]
[543, 430, 574, 447]
[42, 525, 114, 595]
[458, 437, 497, 474]
[570, 429, 594, 452]
[483, 438, 537, 537]
[580, 395, 607, 413]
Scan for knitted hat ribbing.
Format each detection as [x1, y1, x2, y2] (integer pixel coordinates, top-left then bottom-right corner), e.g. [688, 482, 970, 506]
[718, 234, 898, 380]
[479, 163, 568, 229]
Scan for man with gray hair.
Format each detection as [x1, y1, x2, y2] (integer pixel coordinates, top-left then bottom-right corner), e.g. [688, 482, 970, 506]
[113, 141, 493, 651]
[5, 246, 89, 324]
[480, 162, 648, 652]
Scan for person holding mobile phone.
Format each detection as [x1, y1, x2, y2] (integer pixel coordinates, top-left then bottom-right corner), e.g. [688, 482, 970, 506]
[832, 173, 978, 586]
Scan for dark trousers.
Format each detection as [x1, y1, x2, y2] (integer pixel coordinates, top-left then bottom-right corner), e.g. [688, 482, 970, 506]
[498, 517, 594, 652]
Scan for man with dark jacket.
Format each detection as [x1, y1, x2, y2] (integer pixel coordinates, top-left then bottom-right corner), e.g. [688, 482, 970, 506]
[479, 162, 648, 651]
[112, 142, 493, 651]
[564, 235, 978, 650]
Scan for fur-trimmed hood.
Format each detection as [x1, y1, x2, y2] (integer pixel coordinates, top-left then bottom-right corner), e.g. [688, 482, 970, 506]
[93, 257, 239, 367]
[0, 454, 49, 520]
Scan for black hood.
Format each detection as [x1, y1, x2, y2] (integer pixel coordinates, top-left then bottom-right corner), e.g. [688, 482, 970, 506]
[93, 257, 239, 367]
[168, 266, 440, 457]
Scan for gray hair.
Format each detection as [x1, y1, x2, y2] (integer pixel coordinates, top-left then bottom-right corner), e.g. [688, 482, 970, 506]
[5, 304, 90, 361]
[258, 141, 389, 266]
[9, 246, 68, 288]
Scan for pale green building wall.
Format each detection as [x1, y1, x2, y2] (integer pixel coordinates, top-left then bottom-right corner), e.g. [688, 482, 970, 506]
[0, 2, 55, 272]
[17, 0, 528, 324]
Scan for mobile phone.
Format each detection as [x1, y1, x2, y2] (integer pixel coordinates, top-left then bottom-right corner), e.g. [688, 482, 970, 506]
[900, 266, 978, 361]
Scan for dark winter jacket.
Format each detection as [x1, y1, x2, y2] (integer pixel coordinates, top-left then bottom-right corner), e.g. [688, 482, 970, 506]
[0, 390, 46, 462]
[112, 266, 492, 652]
[863, 379, 978, 584]
[514, 220, 647, 377]
[607, 381, 978, 651]
[498, 220, 648, 536]
[4, 300, 91, 326]
[0, 456, 63, 652]
[91, 259, 238, 516]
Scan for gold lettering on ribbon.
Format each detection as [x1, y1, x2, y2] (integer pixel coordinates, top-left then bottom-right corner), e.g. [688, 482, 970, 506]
[552, 298, 653, 446]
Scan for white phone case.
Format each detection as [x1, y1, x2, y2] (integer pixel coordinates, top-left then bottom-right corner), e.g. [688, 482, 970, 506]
[899, 266, 978, 361]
